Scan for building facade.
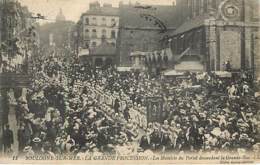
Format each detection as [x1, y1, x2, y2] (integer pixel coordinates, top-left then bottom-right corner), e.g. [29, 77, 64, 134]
[0, 0, 38, 73]
[0, 0, 37, 151]
[80, 2, 119, 49]
[167, 0, 260, 76]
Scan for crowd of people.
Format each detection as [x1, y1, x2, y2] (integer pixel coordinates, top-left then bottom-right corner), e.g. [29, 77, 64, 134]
[2, 54, 260, 157]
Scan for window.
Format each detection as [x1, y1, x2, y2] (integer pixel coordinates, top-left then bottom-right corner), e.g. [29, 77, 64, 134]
[102, 29, 106, 38]
[102, 17, 106, 26]
[92, 17, 97, 25]
[111, 18, 116, 26]
[92, 29, 97, 38]
[209, 0, 216, 9]
[85, 29, 89, 38]
[111, 30, 116, 38]
[85, 17, 89, 25]
[253, 5, 260, 19]
[85, 42, 89, 48]
[92, 42, 96, 47]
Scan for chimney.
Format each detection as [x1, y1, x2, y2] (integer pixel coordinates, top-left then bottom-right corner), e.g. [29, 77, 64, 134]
[89, 1, 100, 11]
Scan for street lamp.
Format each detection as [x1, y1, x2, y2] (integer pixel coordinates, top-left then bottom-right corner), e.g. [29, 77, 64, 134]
[74, 31, 79, 57]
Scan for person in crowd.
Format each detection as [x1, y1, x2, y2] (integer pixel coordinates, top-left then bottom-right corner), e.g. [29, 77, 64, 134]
[114, 98, 120, 114]
[3, 125, 14, 153]
[18, 124, 27, 152]
[139, 135, 150, 151]
[8, 53, 258, 157]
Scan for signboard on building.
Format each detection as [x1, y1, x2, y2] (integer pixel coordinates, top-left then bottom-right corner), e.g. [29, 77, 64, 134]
[146, 97, 164, 125]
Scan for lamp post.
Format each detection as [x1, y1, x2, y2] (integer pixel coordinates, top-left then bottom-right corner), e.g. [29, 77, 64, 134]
[167, 38, 172, 69]
[74, 31, 79, 57]
[252, 34, 259, 81]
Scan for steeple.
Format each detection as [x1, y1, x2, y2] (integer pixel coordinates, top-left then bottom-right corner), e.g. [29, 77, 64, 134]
[56, 8, 66, 22]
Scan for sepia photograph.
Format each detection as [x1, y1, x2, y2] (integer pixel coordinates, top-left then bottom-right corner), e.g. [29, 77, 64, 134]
[0, 0, 260, 164]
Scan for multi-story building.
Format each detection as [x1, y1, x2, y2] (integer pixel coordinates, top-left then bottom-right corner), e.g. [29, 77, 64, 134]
[80, 1, 119, 49]
[77, 1, 119, 68]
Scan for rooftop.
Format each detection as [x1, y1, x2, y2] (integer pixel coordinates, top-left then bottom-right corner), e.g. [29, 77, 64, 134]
[170, 14, 211, 36]
[119, 4, 178, 29]
[83, 2, 119, 17]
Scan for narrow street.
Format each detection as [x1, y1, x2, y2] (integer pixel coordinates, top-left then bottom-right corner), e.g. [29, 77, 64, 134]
[0, 0, 260, 163]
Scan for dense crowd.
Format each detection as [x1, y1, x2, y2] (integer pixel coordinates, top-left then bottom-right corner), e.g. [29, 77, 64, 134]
[2, 55, 260, 157]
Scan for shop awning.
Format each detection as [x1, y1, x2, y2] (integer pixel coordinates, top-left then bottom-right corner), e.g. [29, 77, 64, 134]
[78, 48, 89, 57]
[130, 51, 147, 56]
[213, 71, 232, 78]
[163, 70, 184, 76]
[117, 67, 132, 72]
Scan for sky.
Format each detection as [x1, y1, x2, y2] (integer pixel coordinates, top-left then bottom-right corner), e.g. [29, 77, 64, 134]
[18, 0, 176, 24]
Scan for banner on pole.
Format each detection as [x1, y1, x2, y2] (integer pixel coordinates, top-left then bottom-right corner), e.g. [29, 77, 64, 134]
[146, 97, 164, 125]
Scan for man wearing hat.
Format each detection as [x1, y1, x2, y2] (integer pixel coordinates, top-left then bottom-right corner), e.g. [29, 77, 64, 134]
[114, 97, 120, 114]
[32, 137, 42, 154]
[18, 124, 27, 152]
[139, 135, 150, 151]
[123, 105, 130, 122]
[149, 127, 161, 151]
[3, 125, 14, 153]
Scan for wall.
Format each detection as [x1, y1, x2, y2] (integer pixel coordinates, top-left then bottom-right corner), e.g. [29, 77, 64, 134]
[175, 61, 204, 71]
[253, 31, 260, 80]
[118, 29, 161, 66]
[219, 30, 241, 70]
